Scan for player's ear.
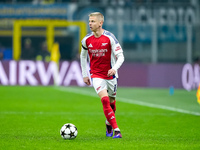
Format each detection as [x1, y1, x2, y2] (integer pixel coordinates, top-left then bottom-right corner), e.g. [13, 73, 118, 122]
[99, 21, 103, 27]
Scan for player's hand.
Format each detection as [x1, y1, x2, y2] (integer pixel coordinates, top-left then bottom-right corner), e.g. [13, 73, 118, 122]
[107, 69, 116, 77]
[83, 77, 91, 85]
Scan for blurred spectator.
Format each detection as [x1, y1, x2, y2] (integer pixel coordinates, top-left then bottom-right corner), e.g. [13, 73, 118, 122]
[36, 41, 50, 62]
[21, 38, 35, 60]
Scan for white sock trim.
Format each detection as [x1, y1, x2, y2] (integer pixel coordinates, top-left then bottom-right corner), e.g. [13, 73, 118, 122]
[106, 120, 110, 125]
[114, 128, 120, 131]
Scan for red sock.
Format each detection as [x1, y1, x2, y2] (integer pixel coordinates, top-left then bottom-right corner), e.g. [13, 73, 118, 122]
[110, 100, 116, 113]
[101, 96, 118, 129]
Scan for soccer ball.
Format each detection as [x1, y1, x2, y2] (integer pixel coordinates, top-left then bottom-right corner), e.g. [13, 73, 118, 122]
[60, 123, 78, 140]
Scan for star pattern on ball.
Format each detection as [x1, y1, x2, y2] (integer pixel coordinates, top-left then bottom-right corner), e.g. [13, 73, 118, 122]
[60, 123, 77, 139]
[66, 124, 71, 128]
[69, 132, 75, 138]
[61, 130, 66, 137]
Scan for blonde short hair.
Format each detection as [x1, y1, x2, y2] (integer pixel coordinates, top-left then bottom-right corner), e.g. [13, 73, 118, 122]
[89, 12, 104, 22]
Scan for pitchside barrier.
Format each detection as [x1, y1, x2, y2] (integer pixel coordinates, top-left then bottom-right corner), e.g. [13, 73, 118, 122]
[0, 60, 199, 91]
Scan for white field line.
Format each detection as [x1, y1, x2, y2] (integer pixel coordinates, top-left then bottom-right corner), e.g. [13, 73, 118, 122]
[56, 87, 200, 116]
[0, 111, 176, 116]
[0, 111, 103, 115]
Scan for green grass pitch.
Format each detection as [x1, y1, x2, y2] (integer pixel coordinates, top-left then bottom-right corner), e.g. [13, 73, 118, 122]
[0, 86, 200, 150]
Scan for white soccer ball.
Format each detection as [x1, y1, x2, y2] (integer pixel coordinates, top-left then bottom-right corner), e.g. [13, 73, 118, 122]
[60, 123, 78, 140]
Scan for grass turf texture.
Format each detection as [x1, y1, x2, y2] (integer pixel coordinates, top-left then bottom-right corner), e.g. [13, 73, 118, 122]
[0, 86, 199, 150]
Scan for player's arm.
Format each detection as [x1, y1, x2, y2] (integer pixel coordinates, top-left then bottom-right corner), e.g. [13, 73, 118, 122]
[108, 34, 125, 77]
[80, 45, 91, 85]
[107, 52, 124, 77]
[112, 52, 124, 72]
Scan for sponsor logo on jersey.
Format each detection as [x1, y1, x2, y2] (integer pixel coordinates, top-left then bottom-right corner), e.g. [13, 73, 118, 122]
[88, 43, 93, 47]
[102, 43, 108, 46]
[89, 49, 108, 57]
[115, 46, 121, 51]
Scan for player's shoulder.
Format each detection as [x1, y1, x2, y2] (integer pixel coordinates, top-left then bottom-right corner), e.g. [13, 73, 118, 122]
[103, 30, 118, 44]
[103, 30, 114, 36]
[82, 32, 93, 40]
[81, 32, 93, 45]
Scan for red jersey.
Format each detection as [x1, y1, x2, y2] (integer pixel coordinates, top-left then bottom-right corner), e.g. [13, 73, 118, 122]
[81, 30, 123, 79]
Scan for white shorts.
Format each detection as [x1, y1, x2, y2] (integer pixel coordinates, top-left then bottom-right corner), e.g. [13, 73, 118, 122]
[92, 78, 118, 97]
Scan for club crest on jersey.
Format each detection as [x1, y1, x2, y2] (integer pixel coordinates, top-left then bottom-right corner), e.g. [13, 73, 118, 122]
[115, 46, 121, 51]
[88, 43, 93, 47]
[101, 43, 108, 46]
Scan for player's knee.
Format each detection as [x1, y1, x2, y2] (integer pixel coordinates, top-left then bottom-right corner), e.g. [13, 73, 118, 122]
[101, 96, 110, 105]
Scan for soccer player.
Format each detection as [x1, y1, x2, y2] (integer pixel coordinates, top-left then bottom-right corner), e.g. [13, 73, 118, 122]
[80, 12, 124, 139]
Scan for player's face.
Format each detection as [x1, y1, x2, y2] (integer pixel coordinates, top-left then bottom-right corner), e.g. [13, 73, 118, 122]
[89, 16, 102, 32]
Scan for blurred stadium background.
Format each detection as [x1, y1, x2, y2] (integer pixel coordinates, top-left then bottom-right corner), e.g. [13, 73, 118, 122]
[0, 0, 200, 91]
[1, 1, 200, 149]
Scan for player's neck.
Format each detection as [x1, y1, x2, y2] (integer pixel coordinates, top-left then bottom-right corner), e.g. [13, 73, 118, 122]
[93, 29, 104, 38]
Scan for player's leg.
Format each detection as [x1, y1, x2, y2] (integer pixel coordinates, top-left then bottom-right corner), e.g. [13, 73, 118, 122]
[109, 96, 116, 113]
[92, 78, 118, 137]
[107, 78, 117, 114]
[97, 89, 118, 130]
[99, 91, 118, 137]
[104, 96, 116, 136]
[107, 78, 122, 138]
[93, 78, 119, 136]
[107, 78, 117, 113]
[107, 96, 121, 138]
